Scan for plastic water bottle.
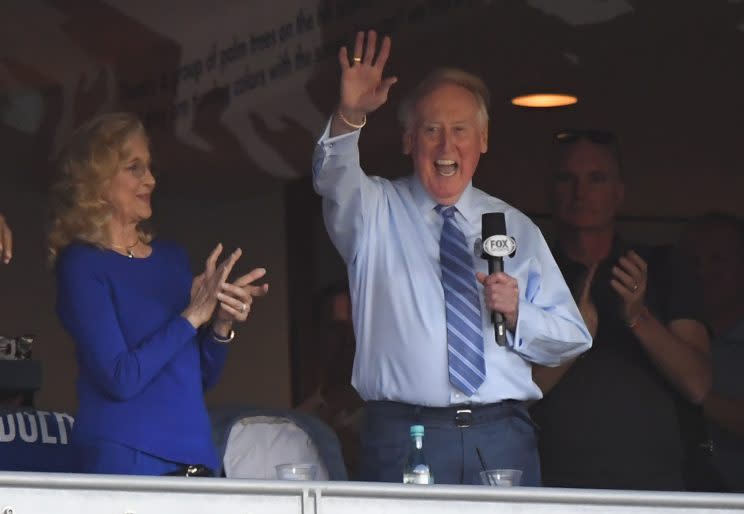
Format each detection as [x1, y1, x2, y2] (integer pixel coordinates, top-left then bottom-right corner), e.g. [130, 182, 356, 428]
[402, 424, 433, 484]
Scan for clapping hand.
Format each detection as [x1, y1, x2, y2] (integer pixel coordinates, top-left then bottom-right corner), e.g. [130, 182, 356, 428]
[575, 263, 599, 339]
[0, 214, 12, 264]
[610, 250, 647, 326]
[183, 243, 241, 329]
[214, 267, 270, 331]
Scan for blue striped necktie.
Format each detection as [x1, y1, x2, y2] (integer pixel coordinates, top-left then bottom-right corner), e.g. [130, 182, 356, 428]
[437, 206, 486, 396]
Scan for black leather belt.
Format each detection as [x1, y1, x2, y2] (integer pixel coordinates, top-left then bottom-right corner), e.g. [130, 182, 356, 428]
[162, 464, 214, 477]
[367, 400, 526, 428]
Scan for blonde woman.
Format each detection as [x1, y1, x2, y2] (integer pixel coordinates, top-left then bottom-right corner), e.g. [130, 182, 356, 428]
[50, 112, 268, 476]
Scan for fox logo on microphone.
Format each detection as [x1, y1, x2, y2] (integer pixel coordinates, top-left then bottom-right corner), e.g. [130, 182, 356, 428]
[482, 235, 517, 258]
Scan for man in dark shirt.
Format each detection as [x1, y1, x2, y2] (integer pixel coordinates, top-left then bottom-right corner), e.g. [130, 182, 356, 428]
[680, 213, 744, 490]
[530, 129, 711, 490]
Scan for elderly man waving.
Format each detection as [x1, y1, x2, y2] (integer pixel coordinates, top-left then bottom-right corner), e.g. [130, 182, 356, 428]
[312, 30, 591, 486]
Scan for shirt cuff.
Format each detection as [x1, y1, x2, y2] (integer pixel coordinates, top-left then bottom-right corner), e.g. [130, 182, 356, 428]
[316, 118, 362, 155]
[512, 300, 592, 366]
[511, 300, 562, 366]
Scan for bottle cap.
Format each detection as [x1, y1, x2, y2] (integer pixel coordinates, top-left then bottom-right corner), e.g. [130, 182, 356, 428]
[410, 424, 424, 437]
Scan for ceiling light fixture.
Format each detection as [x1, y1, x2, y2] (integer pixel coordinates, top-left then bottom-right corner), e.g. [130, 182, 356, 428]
[511, 93, 578, 108]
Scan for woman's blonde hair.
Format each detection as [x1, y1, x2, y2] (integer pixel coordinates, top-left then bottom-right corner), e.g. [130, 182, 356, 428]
[48, 112, 153, 263]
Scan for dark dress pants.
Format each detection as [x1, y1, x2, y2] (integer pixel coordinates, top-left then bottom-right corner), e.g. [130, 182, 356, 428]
[358, 400, 541, 486]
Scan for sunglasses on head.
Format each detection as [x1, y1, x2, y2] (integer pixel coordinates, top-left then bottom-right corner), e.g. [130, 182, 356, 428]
[553, 129, 617, 145]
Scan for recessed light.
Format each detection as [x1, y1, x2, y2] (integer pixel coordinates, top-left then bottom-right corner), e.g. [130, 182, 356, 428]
[511, 94, 578, 108]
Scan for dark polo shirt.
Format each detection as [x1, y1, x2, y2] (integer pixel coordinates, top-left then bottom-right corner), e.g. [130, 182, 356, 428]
[531, 239, 704, 490]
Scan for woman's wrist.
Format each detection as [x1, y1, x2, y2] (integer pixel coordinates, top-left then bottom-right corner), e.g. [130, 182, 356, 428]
[211, 327, 235, 344]
[182, 308, 202, 329]
[211, 319, 233, 338]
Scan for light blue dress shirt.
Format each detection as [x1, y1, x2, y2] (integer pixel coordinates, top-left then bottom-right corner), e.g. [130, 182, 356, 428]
[313, 123, 591, 407]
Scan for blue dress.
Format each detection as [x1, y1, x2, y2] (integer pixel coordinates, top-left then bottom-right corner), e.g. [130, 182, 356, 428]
[56, 240, 228, 474]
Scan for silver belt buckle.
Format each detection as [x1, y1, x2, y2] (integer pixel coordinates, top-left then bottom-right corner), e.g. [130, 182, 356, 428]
[455, 408, 473, 428]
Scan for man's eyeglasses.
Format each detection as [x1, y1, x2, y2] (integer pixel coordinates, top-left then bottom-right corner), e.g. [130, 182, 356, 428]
[553, 129, 617, 145]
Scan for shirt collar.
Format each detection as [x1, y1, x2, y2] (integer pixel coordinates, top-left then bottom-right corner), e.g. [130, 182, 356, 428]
[409, 174, 477, 224]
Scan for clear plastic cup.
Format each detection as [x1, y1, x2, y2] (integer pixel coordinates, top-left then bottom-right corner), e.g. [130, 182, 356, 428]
[275, 463, 318, 480]
[479, 468, 522, 486]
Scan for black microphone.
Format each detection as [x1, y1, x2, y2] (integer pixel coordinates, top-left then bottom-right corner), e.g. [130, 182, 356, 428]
[481, 213, 517, 346]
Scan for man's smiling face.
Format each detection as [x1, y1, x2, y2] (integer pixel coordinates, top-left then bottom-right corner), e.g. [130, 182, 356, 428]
[404, 82, 488, 206]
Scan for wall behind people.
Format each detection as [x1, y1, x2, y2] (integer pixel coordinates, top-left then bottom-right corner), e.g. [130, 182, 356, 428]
[473, 122, 744, 221]
[3, 2, 744, 218]
[3, 1, 744, 411]
[0, 185, 290, 412]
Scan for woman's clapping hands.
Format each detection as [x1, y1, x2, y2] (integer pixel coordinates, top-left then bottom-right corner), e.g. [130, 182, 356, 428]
[213, 267, 269, 332]
[183, 243, 241, 328]
[183, 243, 269, 337]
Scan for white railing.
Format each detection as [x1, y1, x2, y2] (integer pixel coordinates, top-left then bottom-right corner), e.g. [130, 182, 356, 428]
[1, 472, 744, 514]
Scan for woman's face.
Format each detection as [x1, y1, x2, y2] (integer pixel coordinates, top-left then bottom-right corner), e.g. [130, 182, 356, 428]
[103, 132, 155, 227]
